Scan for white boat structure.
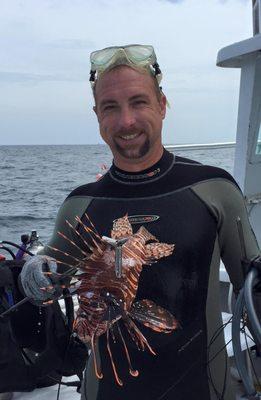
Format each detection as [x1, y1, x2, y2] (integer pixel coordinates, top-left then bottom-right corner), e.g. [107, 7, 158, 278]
[217, 0, 261, 249]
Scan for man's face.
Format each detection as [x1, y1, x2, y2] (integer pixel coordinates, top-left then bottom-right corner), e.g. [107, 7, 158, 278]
[94, 66, 166, 169]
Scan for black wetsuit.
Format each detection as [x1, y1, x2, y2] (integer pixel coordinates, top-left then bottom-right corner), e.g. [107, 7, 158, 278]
[44, 148, 260, 400]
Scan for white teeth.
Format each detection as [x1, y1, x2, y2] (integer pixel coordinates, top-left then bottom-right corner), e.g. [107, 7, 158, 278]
[120, 133, 139, 140]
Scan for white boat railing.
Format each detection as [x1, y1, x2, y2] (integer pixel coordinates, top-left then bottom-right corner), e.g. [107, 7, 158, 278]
[166, 140, 261, 153]
[165, 141, 235, 151]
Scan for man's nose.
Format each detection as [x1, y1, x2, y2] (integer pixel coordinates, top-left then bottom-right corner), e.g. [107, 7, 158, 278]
[118, 107, 136, 130]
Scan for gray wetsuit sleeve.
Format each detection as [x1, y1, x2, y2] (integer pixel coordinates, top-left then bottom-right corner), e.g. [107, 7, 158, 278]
[191, 179, 260, 400]
[192, 179, 260, 291]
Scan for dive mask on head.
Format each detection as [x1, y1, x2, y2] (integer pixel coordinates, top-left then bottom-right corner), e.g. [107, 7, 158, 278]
[89, 44, 162, 86]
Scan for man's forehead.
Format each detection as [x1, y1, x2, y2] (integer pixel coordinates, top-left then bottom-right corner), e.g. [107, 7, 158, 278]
[95, 66, 155, 100]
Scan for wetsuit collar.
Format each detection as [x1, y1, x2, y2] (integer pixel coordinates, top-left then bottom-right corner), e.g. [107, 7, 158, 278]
[109, 148, 175, 184]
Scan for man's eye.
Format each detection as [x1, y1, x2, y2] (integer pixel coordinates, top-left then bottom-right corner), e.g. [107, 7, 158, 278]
[102, 105, 116, 112]
[133, 100, 147, 106]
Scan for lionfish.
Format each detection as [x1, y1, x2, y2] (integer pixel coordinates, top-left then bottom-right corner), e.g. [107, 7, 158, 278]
[48, 214, 179, 386]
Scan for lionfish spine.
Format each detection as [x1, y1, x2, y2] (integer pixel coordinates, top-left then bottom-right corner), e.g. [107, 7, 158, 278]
[128, 268, 140, 280]
[76, 214, 102, 244]
[106, 324, 123, 386]
[85, 227, 104, 255]
[66, 219, 93, 251]
[58, 230, 89, 257]
[125, 316, 156, 356]
[91, 333, 103, 380]
[75, 217, 103, 254]
[46, 245, 82, 264]
[54, 259, 78, 270]
[116, 321, 139, 377]
[123, 276, 137, 292]
[84, 213, 101, 237]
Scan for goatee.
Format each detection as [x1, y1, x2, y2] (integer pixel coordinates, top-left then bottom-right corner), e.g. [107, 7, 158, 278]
[114, 137, 150, 160]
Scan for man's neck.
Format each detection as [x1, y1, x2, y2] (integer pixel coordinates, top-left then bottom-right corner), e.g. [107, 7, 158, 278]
[110, 147, 174, 184]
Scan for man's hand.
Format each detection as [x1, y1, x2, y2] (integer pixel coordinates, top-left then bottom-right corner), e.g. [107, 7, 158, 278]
[20, 255, 62, 305]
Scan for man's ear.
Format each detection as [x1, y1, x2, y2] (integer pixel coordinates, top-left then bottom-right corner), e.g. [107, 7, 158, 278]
[160, 94, 167, 120]
[93, 105, 100, 122]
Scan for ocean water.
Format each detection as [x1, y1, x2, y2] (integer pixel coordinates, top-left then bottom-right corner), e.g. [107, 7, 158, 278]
[0, 144, 235, 248]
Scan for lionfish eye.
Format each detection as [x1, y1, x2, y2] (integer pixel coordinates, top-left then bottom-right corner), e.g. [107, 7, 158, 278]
[100, 288, 112, 297]
[80, 312, 87, 318]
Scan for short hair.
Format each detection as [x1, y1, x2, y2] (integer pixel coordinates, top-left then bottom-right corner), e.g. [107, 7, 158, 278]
[92, 61, 164, 104]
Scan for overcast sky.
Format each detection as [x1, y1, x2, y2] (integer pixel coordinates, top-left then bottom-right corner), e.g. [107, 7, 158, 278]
[0, 0, 253, 145]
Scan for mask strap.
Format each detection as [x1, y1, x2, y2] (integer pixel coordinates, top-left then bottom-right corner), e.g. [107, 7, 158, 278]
[152, 62, 161, 76]
[90, 70, 96, 83]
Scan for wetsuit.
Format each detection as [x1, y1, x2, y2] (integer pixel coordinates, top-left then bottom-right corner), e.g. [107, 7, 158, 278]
[44, 148, 260, 400]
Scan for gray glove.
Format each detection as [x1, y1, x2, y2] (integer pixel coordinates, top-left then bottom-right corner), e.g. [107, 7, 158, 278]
[20, 255, 62, 305]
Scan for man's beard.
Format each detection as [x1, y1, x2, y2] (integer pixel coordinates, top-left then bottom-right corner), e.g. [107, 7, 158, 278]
[114, 136, 150, 160]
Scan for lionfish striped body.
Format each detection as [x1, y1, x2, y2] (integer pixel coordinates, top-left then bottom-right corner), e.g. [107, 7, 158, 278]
[50, 214, 178, 386]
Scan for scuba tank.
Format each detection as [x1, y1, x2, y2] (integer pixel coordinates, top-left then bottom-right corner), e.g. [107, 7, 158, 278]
[1, 231, 44, 308]
[26, 230, 44, 256]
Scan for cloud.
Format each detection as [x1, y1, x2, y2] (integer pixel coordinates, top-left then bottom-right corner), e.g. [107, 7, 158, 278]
[0, 0, 252, 144]
[164, 0, 248, 3]
[46, 38, 95, 50]
[0, 71, 88, 83]
[165, 0, 248, 2]
[219, 0, 249, 2]
[164, 0, 184, 3]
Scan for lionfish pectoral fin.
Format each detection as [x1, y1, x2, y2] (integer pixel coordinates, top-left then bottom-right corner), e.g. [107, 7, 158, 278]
[130, 299, 179, 333]
[122, 312, 156, 356]
[47, 245, 83, 264]
[75, 214, 106, 256]
[59, 224, 89, 257]
[121, 315, 143, 351]
[66, 218, 94, 252]
[145, 243, 175, 261]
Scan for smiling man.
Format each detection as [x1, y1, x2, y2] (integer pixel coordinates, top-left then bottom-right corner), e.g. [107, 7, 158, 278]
[18, 45, 260, 400]
[93, 64, 166, 169]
